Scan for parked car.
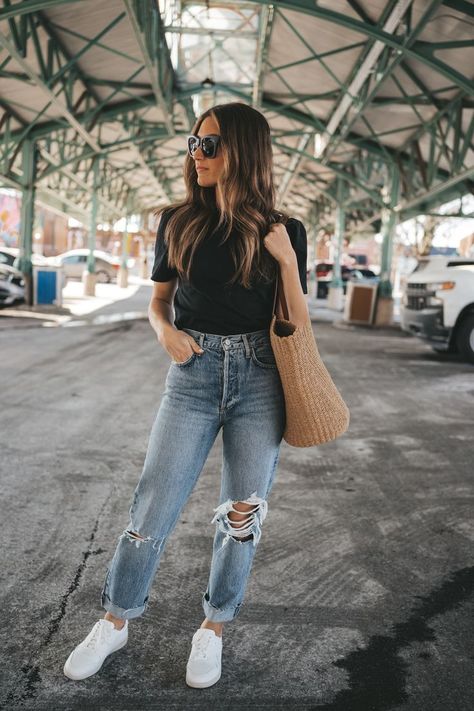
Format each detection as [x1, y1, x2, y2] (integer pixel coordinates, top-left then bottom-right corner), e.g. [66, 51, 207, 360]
[348, 268, 379, 284]
[0, 263, 25, 307]
[348, 253, 369, 267]
[50, 249, 120, 283]
[314, 262, 356, 298]
[0, 247, 48, 268]
[400, 255, 474, 363]
[0, 248, 67, 295]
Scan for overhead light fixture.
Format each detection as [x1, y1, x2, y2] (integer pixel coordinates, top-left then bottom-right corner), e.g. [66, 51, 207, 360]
[201, 77, 215, 89]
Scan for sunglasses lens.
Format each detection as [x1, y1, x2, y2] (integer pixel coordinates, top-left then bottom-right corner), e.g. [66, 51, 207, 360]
[188, 135, 219, 158]
[201, 137, 216, 157]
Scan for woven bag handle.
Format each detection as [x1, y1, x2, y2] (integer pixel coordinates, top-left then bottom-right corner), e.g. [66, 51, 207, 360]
[271, 267, 289, 321]
[269, 214, 289, 321]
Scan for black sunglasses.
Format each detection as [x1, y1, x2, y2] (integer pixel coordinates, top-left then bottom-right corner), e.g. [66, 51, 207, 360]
[187, 134, 221, 159]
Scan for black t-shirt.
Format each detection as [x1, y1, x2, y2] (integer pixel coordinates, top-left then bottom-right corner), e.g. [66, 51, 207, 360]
[151, 207, 308, 335]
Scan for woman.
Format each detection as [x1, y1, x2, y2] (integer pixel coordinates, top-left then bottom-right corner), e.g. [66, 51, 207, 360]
[64, 101, 309, 688]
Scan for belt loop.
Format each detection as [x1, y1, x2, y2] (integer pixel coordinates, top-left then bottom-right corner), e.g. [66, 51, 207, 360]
[242, 333, 251, 358]
[199, 333, 205, 348]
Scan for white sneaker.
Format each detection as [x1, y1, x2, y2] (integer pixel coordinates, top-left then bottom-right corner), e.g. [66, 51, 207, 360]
[186, 628, 223, 688]
[63, 618, 128, 680]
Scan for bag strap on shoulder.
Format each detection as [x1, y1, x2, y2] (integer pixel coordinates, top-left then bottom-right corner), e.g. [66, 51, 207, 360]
[272, 268, 289, 321]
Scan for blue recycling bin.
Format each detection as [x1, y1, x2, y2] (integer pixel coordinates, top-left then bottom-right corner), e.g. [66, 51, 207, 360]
[33, 265, 63, 306]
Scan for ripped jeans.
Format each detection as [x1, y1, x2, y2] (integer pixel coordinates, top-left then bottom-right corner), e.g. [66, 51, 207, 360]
[100, 326, 286, 622]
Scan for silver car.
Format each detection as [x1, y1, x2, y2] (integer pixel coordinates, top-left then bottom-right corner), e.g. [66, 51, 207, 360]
[0, 264, 25, 306]
[53, 250, 119, 283]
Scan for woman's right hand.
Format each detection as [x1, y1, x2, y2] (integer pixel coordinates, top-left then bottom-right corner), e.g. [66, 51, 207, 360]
[158, 324, 204, 363]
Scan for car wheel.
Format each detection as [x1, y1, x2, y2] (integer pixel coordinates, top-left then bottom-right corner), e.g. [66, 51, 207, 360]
[96, 270, 110, 283]
[455, 313, 474, 364]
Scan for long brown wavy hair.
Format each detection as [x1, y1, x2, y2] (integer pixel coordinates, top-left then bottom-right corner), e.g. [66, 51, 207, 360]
[153, 101, 290, 289]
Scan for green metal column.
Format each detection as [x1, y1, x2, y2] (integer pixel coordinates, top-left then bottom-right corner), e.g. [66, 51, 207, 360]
[87, 156, 99, 274]
[121, 219, 129, 270]
[330, 178, 346, 290]
[121, 192, 134, 270]
[18, 138, 38, 306]
[378, 166, 400, 298]
[310, 221, 317, 295]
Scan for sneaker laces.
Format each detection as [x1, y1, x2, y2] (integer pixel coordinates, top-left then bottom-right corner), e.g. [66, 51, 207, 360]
[192, 631, 216, 660]
[85, 620, 112, 650]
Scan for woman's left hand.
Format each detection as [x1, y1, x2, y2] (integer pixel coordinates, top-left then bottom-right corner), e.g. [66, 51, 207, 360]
[263, 222, 296, 265]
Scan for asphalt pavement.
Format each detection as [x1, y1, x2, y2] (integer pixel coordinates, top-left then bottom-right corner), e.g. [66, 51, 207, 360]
[1, 281, 473, 711]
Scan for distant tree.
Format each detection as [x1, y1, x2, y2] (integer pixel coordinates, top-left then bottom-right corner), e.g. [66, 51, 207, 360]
[417, 215, 440, 257]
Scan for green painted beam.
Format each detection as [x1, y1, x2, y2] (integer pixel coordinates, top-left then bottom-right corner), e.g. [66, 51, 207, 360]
[123, 0, 174, 135]
[442, 0, 474, 17]
[253, 4, 274, 108]
[0, 85, 458, 196]
[272, 139, 386, 205]
[0, 0, 77, 21]
[243, 0, 474, 95]
[321, 0, 443, 161]
[0, 0, 471, 233]
[6, 0, 472, 93]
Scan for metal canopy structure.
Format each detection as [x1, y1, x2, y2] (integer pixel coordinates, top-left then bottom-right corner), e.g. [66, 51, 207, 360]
[0, 0, 473, 252]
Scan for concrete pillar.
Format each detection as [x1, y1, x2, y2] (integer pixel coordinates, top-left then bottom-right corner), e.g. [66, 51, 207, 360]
[82, 157, 99, 296]
[327, 179, 346, 310]
[18, 138, 38, 306]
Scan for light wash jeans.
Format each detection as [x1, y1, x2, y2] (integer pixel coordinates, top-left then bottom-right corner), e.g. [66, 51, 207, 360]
[100, 326, 286, 623]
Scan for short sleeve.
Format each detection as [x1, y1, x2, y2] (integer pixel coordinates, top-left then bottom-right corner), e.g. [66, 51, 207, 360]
[286, 218, 308, 294]
[151, 208, 179, 282]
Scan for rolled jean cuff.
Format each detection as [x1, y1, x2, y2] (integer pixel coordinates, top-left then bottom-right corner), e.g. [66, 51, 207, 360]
[202, 592, 242, 622]
[101, 590, 147, 620]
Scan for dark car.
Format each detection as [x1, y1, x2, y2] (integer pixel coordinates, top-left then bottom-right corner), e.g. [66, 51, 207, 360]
[314, 263, 355, 298]
[0, 263, 25, 306]
[348, 268, 379, 283]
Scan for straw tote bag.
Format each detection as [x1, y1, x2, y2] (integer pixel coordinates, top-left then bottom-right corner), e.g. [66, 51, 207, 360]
[269, 268, 350, 447]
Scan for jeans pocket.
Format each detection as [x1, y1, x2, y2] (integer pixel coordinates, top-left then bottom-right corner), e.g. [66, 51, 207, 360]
[250, 343, 277, 369]
[172, 351, 197, 367]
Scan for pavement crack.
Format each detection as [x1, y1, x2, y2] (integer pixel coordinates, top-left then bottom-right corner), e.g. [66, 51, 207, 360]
[3, 497, 110, 707]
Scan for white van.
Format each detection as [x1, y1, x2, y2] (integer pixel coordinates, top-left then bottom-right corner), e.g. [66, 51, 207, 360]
[400, 256, 474, 364]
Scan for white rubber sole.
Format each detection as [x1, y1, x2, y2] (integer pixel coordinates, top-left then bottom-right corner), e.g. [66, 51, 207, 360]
[185, 665, 222, 688]
[63, 636, 128, 680]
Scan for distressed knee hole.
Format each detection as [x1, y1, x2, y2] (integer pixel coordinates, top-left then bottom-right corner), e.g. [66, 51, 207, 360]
[124, 529, 151, 548]
[211, 491, 268, 549]
[123, 529, 164, 551]
[228, 502, 260, 542]
[126, 529, 145, 541]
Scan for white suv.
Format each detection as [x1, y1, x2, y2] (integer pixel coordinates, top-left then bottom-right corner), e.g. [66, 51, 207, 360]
[400, 256, 474, 364]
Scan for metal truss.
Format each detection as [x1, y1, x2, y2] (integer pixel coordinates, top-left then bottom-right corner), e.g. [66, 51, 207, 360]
[0, 0, 472, 239]
[0, 0, 179, 222]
